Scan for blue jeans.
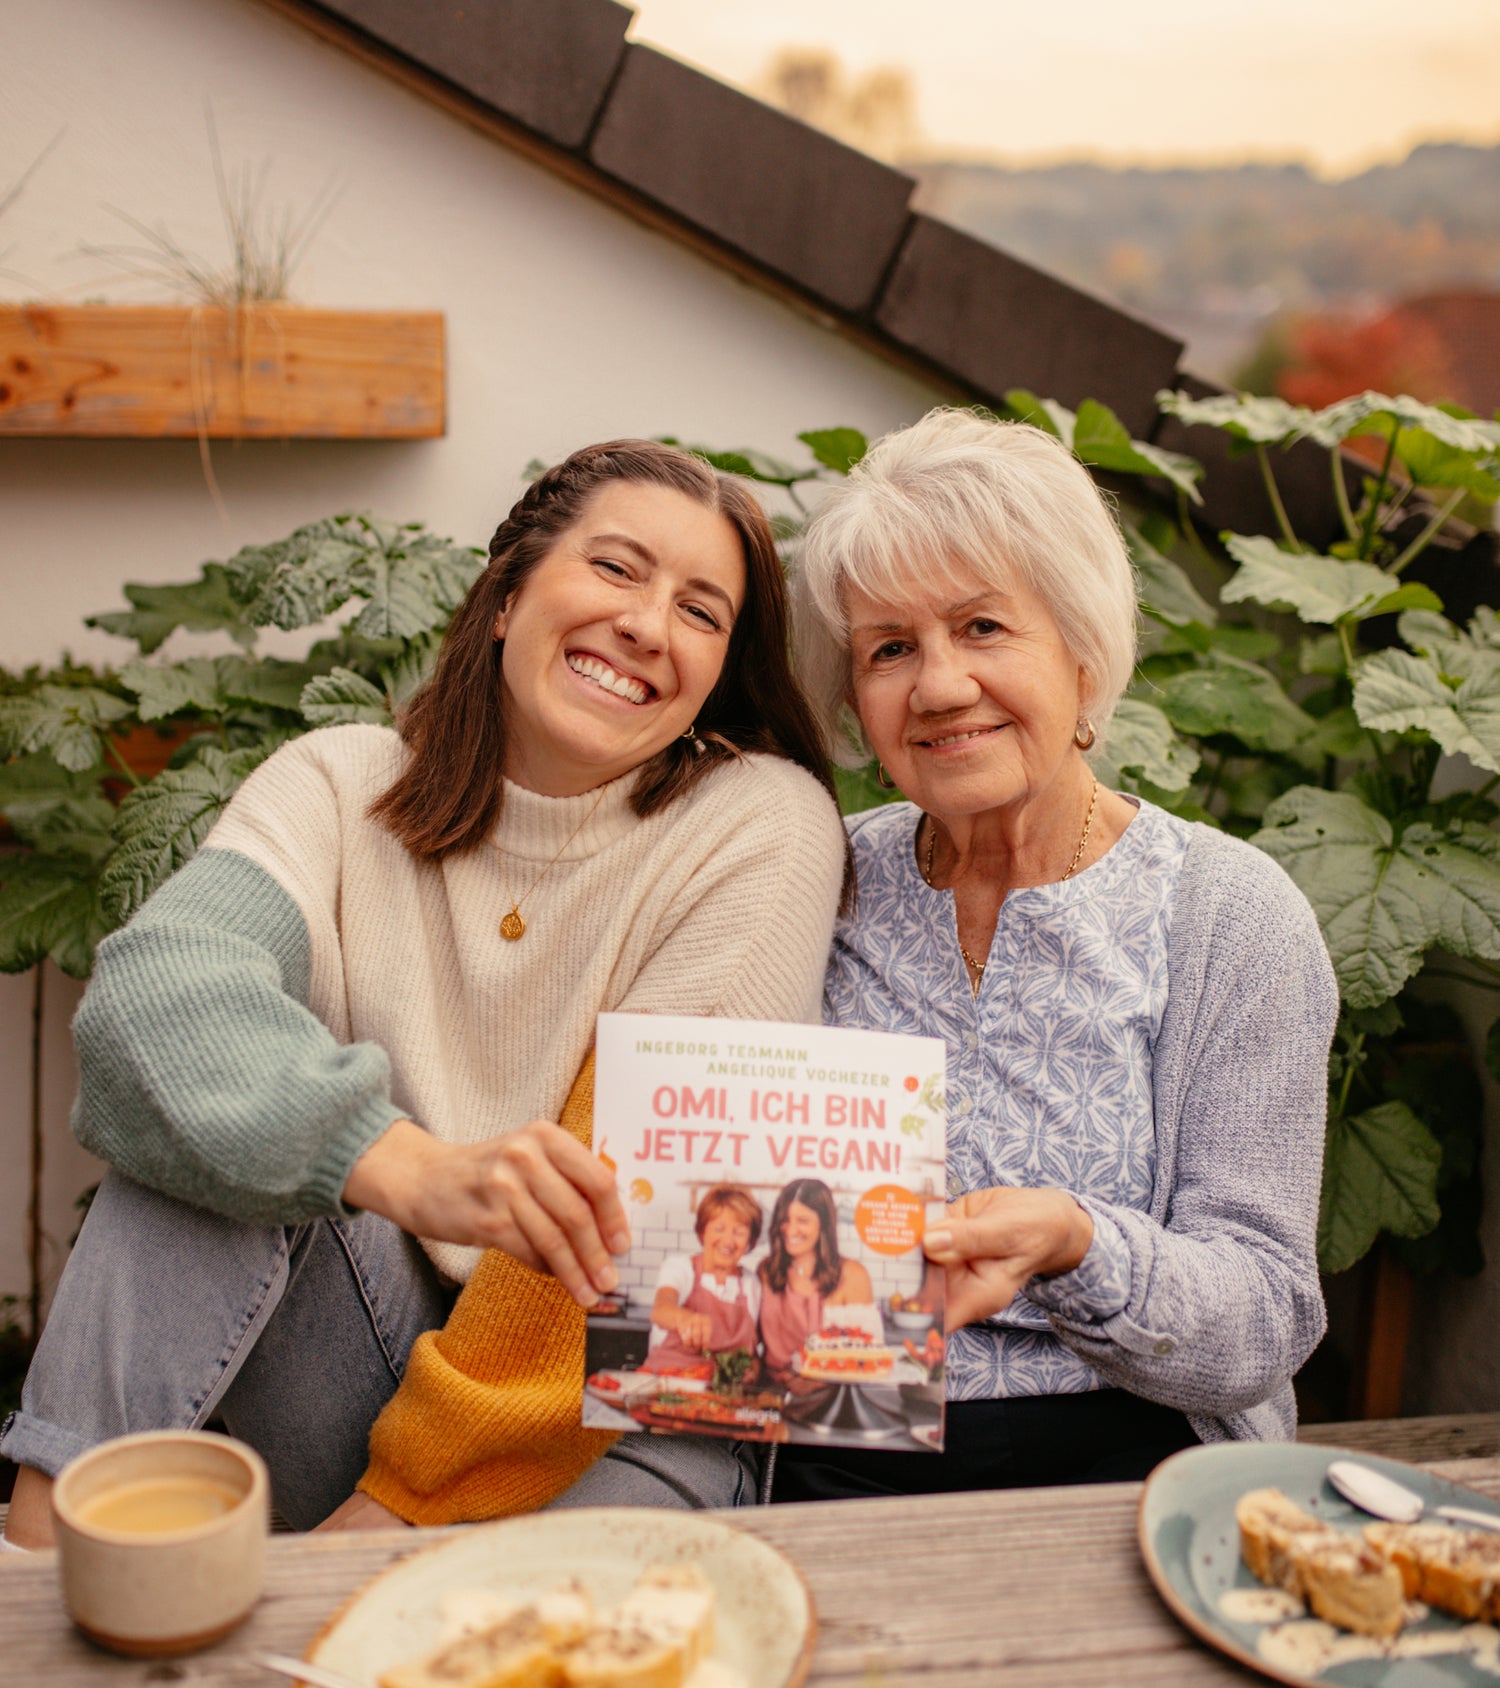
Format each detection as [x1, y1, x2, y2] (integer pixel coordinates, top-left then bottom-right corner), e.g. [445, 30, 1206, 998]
[1, 1173, 755, 1528]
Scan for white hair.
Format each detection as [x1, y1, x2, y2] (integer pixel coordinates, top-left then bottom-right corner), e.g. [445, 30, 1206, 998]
[792, 408, 1139, 765]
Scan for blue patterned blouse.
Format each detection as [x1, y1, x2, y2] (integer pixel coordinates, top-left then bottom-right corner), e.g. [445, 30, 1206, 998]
[824, 796, 1190, 1401]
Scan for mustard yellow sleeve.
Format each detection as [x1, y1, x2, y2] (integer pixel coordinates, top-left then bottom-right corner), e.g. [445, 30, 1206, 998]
[357, 1054, 619, 1523]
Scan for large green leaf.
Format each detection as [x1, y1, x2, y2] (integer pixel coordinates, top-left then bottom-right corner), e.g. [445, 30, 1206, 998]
[0, 753, 106, 827]
[1353, 645, 1500, 773]
[86, 564, 258, 654]
[1095, 698, 1200, 792]
[1253, 786, 1500, 1005]
[346, 529, 484, 641]
[0, 852, 108, 977]
[1007, 391, 1202, 500]
[1155, 663, 1314, 754]
[1300, 392, 1500, 455]
[797, 428, 867, 474]
[1395, 428, 1500, 500]
[1318, 1100, 1442, 1273]
[99, 746, 270, 925]
[0, 685, 133, 772]
[223, 517, 369, 630]
[118, 657, 236, 722]
[299, 667, 390, 727]
[116, 654, 314, 722]
[379, 632, 443, 709]
[1125, 525, 1217, 628]
[1220, 534, 1436, 626]
[1002, 389, 1075, 443]
[1155, 389, 1315, 447]
[1072, 399, 1203, 502]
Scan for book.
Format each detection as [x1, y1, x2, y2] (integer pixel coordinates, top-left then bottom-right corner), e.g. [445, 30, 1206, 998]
[582, 1011, 947, 1452]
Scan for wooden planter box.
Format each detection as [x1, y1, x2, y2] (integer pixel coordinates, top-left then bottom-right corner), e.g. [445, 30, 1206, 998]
[0, 303, 444, 438]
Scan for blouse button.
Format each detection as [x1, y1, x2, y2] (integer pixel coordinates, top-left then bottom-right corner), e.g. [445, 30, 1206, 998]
[1153, 1338, 1175, 1356]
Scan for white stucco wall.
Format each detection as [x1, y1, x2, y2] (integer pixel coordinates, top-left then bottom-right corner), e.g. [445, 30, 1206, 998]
[1, 0, 942, 1315]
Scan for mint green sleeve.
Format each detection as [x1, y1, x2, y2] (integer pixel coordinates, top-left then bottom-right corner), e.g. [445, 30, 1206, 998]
[71, 846, 405, 1224]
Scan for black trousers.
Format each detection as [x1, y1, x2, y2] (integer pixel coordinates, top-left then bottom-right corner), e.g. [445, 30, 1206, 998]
[770, 1388, 1200, 1503]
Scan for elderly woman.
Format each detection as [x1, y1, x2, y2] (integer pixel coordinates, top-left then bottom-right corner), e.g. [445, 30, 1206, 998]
[777, 408, 1335, 1501]
[643, 1184, 764, 1373]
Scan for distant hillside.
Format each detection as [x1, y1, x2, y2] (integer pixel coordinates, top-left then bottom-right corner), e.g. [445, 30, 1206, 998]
[912, 143, 1500, 382]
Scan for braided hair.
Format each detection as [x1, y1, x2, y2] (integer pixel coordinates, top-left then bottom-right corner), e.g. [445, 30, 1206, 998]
[371, 439, 848, 880]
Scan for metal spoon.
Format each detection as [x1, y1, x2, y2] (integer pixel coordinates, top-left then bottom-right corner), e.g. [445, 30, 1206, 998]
[1326, 1459, 1500, 1533]
[256, 1651, 368, 1688]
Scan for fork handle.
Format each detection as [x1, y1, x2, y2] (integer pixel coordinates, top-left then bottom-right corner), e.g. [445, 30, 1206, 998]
[1435, 1504, 1500, 1533]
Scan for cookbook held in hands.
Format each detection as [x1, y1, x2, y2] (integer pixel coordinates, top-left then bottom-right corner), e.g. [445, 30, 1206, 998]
[582, 1013, 947, 1451]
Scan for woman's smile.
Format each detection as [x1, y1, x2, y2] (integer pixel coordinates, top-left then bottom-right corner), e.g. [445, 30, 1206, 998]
[564, 650, 655, 706]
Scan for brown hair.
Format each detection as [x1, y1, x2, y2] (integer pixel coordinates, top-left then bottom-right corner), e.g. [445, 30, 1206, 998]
[694, 1184, 763, 1249]
[371, 439, 848, 891]
[760, 1178, 843, 1298]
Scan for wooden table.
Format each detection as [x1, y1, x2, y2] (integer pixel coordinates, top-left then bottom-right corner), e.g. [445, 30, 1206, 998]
[6, 1456, 1500, 1687]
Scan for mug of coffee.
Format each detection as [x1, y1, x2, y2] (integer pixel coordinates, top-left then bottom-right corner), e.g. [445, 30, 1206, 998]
[51, 1429, 270, 1655]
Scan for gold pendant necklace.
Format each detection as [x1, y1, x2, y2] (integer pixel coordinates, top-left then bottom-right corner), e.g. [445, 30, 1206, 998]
[920, 778, 1100, 989]
[494, 785, 609, 941]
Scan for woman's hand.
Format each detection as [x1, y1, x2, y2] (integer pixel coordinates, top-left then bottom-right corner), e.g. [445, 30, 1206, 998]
[651, 1286, 713, 1350]
[924, 1186, 1094, 1331]
[343, 1118, 630, 1308]
[316, 1491, 410, 1532]
[671, 1309, 714, 1350]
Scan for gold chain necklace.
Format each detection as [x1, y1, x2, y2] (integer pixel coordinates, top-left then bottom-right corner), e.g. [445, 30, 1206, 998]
[493, 786, 609, 941]
[921, 779, 1100, 985]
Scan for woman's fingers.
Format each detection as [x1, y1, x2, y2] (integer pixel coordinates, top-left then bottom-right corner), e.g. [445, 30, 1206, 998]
[501, 1180, 609, 1307]
[492, 1127, 627, 1302]
[942, 1257, 1031, 1330]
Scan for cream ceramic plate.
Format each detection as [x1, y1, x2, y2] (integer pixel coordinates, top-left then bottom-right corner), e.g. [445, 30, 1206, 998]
[309, 1508, 816, 1688]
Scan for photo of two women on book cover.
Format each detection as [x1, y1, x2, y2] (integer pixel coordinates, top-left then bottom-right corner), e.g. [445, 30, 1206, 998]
[582, 1012, 948, 1453]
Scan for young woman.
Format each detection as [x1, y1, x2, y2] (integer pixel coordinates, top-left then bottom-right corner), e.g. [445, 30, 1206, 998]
[757, 1178, 878, 1374]
[1, 441, 849, 1545]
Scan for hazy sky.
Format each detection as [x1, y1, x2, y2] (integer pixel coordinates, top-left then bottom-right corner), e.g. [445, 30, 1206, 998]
[626, 0, 1500, 176]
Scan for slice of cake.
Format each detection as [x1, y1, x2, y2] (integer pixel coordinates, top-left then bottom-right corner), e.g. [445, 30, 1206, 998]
[379, 1607, 561, 1688]
[1236, 1488, 1403, 1639]
[799, 1323, 895, 1380]
[1293, 1535, 1405, 1638]
[557, 1617, 687, 1688]
[614, 1566, 715, 1677]
[1235, 1487, 1333, 1590]
[1365, 1520, 1500, 1620]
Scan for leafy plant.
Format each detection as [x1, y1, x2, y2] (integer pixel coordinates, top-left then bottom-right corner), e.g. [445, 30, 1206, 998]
[1143, 388, 1500, 1275]
[0, 514, 482, 978]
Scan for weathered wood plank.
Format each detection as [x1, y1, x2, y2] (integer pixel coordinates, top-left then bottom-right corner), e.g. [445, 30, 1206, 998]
[0, 305, 445, 438]
[1299, 1413, 1500, 1462]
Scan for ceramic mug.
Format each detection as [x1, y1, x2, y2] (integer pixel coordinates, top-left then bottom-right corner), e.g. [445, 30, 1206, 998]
[51, 1429, 270, 1655]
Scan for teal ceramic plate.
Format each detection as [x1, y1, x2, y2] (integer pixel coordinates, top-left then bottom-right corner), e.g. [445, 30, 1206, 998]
[1138, 1442, 1500, 1688]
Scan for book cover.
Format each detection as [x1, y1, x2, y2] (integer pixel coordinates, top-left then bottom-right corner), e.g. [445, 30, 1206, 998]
[582, 1011, 947, 1452]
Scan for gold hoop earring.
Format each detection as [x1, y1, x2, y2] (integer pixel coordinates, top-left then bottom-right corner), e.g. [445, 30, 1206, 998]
[1074, 719, 1096, 750]
[682, 723, 697, 740]
[876, 764, 896, 789]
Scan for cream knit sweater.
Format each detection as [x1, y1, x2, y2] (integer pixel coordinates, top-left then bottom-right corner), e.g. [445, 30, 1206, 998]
[73, 724, 847, 1285]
